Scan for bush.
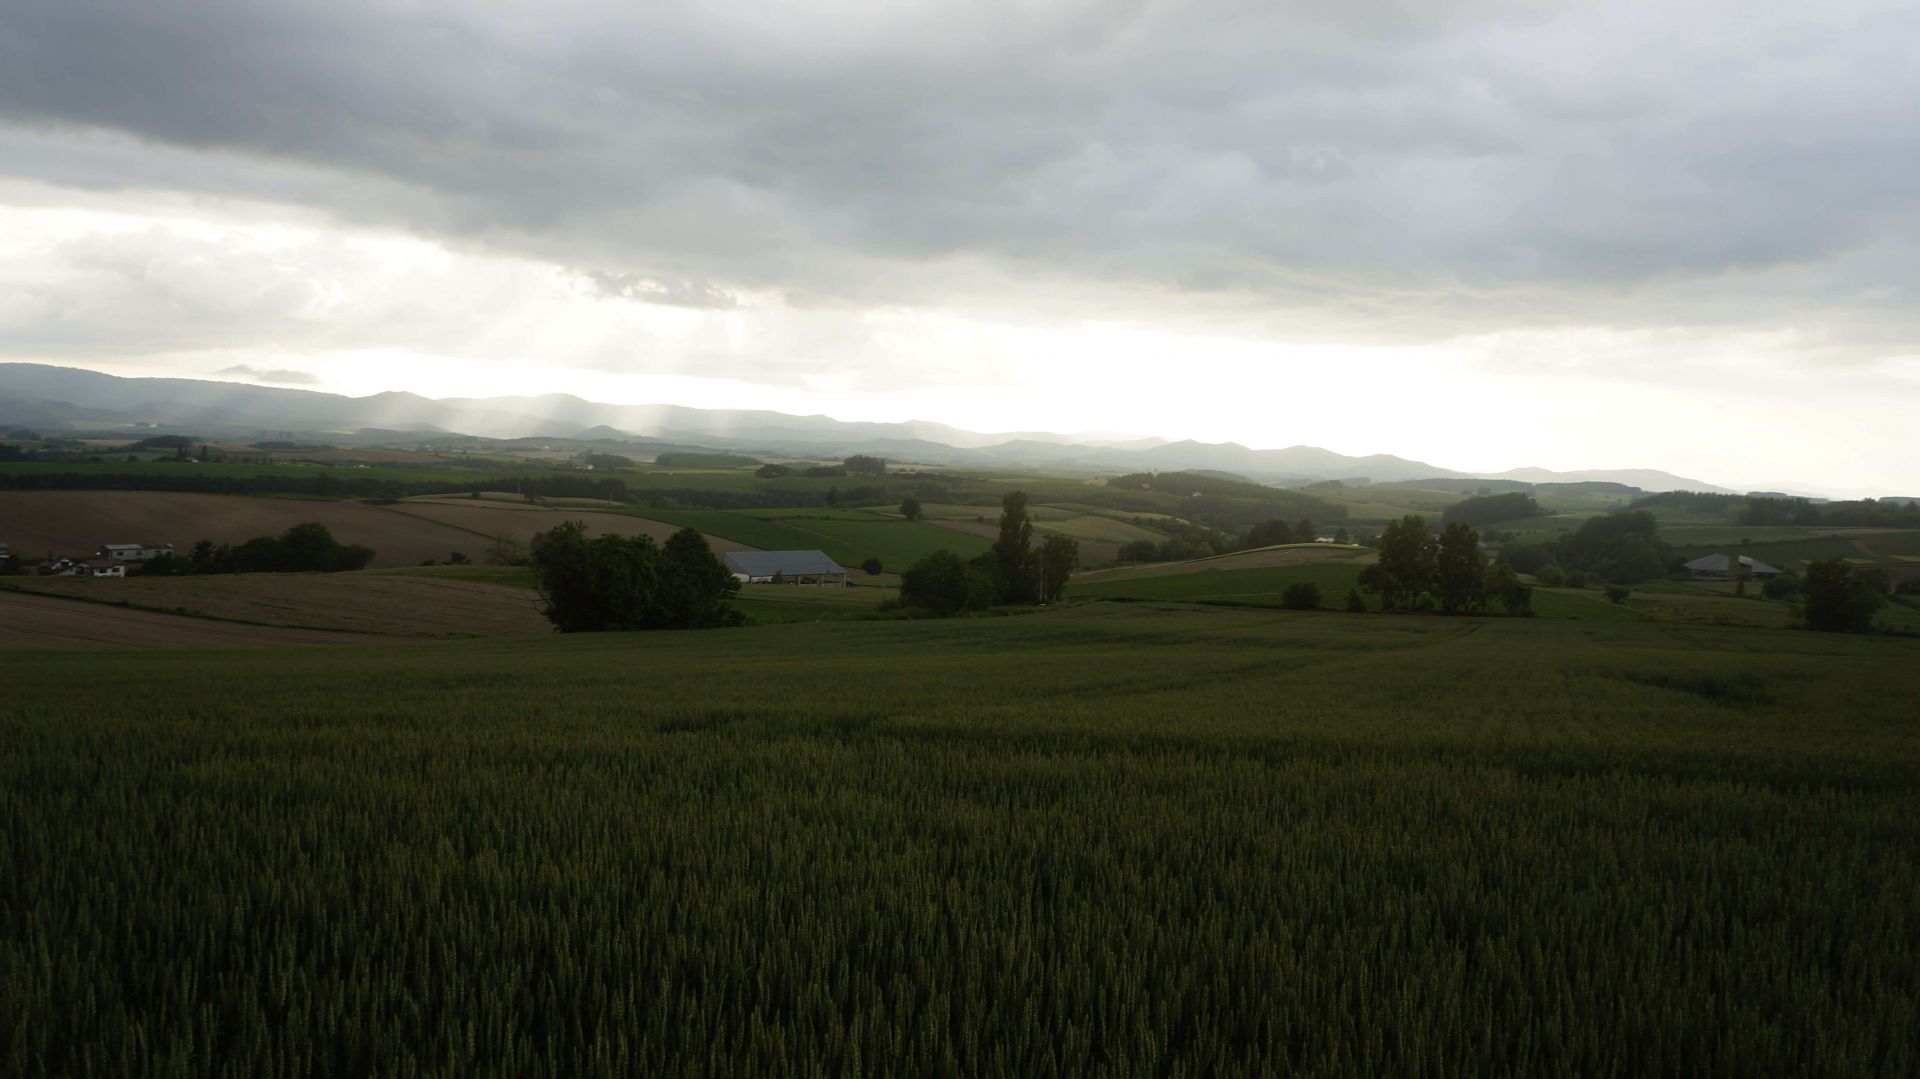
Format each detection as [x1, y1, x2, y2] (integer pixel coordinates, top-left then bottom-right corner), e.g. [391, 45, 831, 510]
[898, 550, 992, 617]
[861, 558, 884, 576]
[1534, 564, 1566, 587]
[1565, 571, 1589, 589]
[1762, 575, 1800, 601]
[1605, 586, 1631, 604]
[1345, 589, 1366, 612]
[1281, 581, 1322, 611]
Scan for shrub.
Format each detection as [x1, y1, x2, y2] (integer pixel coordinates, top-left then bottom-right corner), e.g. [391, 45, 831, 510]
[1281, 581, 1322, 610]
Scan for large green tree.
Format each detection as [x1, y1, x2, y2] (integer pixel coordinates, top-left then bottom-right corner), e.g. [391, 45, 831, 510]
[1434, 522, 1487, 614]
[898, 550, 991, 616]
[1036, 534, 1079, 603]
[1801, 558, 1884, 633]
[992, 491, 1039, 604]
[1358, 515, 1437, 612]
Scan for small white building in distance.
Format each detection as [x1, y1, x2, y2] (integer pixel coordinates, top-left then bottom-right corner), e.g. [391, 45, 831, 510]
[724, 550, 849, 586]
[98, 543, 176, 562]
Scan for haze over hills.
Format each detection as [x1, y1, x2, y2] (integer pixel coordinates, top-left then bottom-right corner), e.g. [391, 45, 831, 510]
[0, 362, 1741, 492]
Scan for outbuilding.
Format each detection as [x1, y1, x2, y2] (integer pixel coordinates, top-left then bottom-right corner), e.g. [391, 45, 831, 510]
[1683, 553, 1783, 579]
[723, 550, 849, 586]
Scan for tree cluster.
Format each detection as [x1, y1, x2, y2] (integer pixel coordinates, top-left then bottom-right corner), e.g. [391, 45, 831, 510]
[1799, 558, 1885, 633]
[1442, 492, 1540, 528]
[146, 523, 375, 575]
[1498, 511, 1668, 585]
[1243, 518, 1319, 548]
[1357, 515, 1531, 616]
[898, 492, 1077, 615]
[529, 522, 743, 632]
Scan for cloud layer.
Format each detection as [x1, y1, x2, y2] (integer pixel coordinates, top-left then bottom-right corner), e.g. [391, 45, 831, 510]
[0, 1, 1916, 492]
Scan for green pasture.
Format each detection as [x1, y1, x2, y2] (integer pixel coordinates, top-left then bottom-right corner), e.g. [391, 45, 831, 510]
[729, 581, 891, 624]
[1065, 562, 1366, 606]
[637, 509, 992, 570]
[5, 607, 1918, 1074]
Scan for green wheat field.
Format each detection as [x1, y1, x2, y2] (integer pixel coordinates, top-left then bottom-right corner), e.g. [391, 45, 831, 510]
[5, 604, 1918, 1075]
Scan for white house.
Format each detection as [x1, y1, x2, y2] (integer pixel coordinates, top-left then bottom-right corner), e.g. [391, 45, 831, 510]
[98, 543, 175, 562]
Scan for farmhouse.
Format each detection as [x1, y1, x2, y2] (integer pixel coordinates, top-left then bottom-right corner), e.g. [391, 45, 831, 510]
[98, 542, 176, 562]
[724, 550, 848, 586]
[1682, 553, 1783, 579]
[41, 558, 126, 578]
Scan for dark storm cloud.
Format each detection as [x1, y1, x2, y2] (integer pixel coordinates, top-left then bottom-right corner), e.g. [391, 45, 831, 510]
[3, 0, 1918, 333]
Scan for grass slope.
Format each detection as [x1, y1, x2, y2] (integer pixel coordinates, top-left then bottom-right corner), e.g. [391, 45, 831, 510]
[4, 607, 1917, 1074]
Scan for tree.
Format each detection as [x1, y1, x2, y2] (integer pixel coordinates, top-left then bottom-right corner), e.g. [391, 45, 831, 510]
[1294, 519, 1316, 543]
[843, 454, 887, 475]
[1118, 539, 1160, 563]
[1334, 527, 1350, 544]
[1533, 564, 1566, 587]
[1036, 535, 1078, 602]
[899, 496, 923, 521]
[1604, 585, 1631, 604]
[1281, 581, 1321, 610]
[1245, 520, 1294, 547]
[1801, 558, 1883, 632]
[487, 533, 530, 566]
[1485, 564, 1533, 616]
[992, 490, 1038, 604]
[861, 557, 884, 576]
[1358, 515, 1436, 612]
[659, 527, 745, 629]
[898, 549, 990, 616]
[1762, 575, 1800, 601]
[1434, 522, 1486, 614]
[528, 521, 740, 632]
[1345, 588, 1366, 612]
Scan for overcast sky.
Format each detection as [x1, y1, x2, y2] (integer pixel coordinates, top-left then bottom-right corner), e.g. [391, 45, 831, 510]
[2, 1, 1916, 494]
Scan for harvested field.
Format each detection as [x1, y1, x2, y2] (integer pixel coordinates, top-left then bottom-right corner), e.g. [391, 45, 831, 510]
[10, 572, 550, 638]
[0, 491, 478, 568]
[386, 501, 749, 553]
[0, 590, 370, 649]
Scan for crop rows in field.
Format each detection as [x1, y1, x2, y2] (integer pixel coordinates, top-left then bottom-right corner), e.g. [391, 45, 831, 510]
[4, 609, 1917, 1075]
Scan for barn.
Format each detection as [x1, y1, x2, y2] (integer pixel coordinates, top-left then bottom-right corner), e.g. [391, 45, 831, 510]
[1683, 553, 1783, 579]
[723, 550, 848, 586]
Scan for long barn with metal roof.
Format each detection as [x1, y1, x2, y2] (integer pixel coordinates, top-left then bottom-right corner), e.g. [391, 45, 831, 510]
[723, 550, 848, 585]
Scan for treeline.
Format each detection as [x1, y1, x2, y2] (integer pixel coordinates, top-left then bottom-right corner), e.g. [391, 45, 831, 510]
[654, 452, 760, 468]
[146, 523, 374, 575]
[1631, 491, 1920, 528]
[1442, 492, 1540, 527]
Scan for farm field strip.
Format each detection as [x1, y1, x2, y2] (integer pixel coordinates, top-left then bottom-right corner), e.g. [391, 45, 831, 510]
[4, 571, 552, 637]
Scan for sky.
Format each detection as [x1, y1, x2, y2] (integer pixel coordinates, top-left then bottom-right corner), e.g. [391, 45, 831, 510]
[1, 1, 1916, 496]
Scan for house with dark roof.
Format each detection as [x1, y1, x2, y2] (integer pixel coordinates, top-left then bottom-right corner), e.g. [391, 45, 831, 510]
[723, 550, 848, 586]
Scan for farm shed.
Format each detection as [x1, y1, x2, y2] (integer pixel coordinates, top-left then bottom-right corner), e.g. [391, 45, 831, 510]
[98, 543, 176, 562]
[723, 550, 848, 586]
[1683, 553, 1783, 579]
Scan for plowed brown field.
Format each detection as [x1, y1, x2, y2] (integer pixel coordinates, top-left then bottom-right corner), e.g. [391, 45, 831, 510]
[0, 491, 748, 569]
[0, 591, 372, 649]
[8, 573, 550, 638]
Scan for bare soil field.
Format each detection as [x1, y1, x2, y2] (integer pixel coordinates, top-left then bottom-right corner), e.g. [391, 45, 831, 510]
[10, 572, 550, 638]
[388, 500, 750, 553]
[0, 491, 751, 570]
[0, 491, 478, 568]
[0, 590, 373, 650]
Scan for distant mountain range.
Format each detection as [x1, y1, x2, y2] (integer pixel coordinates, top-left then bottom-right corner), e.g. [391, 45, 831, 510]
[0, 362, 1738, 493]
